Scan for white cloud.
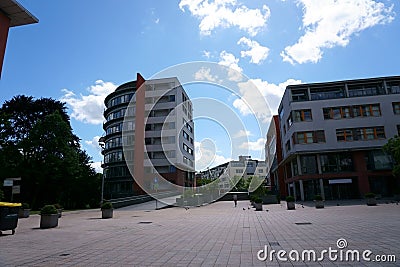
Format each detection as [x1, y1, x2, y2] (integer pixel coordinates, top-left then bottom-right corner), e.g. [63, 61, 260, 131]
[218, 50, 243, 82]
[239, 138, 266, 151]
[194, 67, 218, 82]
[281, 0, 394, 64]
[85, 136, 102, 156]
[202, 50, 211, 59]
[233, 130, 252, 138]
[233, 78, 302, 122]
[195, 140, 231, 171]
[179, 0, 270, 36]
[237, 37, 270, 64]
[61, 80, 117, 124]
[90, 161, 103, 174]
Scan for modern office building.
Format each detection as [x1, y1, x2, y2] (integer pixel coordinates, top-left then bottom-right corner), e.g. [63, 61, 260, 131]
[275, 76, 400, 201]
[100, 73, 195, 199]
[0, 0, 38, 77]
[199, 156, 268, 193]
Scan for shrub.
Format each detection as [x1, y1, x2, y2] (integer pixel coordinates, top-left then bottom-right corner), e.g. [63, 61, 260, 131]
[254, 197, 263, 204]
[21, 203, 30, 209]
[54, 203, 62, 209]
[40, 205, 58, 215]
[365, 192, 376, 199]
[101, 201, 113, 210]
[286, 196, 295, 202]
[314, 195, 323, 201]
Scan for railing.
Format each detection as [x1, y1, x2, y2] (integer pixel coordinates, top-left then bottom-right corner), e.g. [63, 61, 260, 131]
[109, 191, 180, 209]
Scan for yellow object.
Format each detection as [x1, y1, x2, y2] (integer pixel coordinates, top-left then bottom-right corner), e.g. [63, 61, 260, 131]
[0, 202, 22, 207]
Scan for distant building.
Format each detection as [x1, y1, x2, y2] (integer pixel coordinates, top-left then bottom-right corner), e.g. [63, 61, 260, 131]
[100, 74, 195, 199]
[0, 0, 38, 77]
[274, 76, 400, 201]
[199, 156, 268, 193]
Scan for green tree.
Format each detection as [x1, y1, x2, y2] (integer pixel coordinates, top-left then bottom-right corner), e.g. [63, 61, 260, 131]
[0, 96, 100, 209]
[383, 135, 400, 177]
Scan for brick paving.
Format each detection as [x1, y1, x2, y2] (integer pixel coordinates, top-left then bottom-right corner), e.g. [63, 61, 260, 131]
[0, 200, 399, 266]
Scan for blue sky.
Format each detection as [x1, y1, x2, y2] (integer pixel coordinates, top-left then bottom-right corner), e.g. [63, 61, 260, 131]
[1, 0, 399, 172]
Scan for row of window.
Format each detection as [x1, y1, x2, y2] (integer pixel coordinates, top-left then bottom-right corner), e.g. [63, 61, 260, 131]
[286, 126, 388, 152]
[104, 166, 130, 178]
[336, 126, 385, 142]
[183, 118, 193, 133]
[183, 143, 194, 155]
[107, 93, 134, 108]
[106, 121, 135, 135]
[285, 102, 399, 132]
[183, 156, 194, 167]
[323, 104, 381, 120]
[182, 130, 194, 144]
[104, 151, 123, 163]
[290, 80, 400, 102]
[286, 151, 392, 178]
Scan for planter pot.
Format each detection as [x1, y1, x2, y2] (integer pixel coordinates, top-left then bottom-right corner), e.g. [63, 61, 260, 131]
[254, 203, 263, 211]
[18, 209, 30, 218]
[40, 214, 59, 229]
[314, 200, 324, 209]
[102, 209, 113, 219]
[366, 198, 377, 206]
[287, 201, 295, 210]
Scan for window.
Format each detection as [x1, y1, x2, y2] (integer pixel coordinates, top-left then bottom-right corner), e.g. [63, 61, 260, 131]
[183, 130, 190, 141]
[320, 153, 353, 173]
[366, 150, 393, 170]
[323, 104, 381, 120]
[292, 131, 325, 144]
[336, 127, 385, 141]
[235, 169, 243, 174]
[258, 169, 264, 173]
[292, 159, 298, 176]
[310, 86, 344, 100]
[393, 102, 400, 115]
[292, 109, 312, 122]
[348, 82, 385, 97]
[386, 81, 400, 94]
[300, 155, 317, 174]
[291, 88, 309, 102]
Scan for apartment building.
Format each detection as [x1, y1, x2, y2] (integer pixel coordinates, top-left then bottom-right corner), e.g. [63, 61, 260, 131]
[275, 76, 400, 201]
[199, 156, 268, 193]
[100, 73, 195, 199]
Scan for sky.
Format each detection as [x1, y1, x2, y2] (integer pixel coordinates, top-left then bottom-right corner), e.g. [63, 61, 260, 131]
[1, 0, 399, 173]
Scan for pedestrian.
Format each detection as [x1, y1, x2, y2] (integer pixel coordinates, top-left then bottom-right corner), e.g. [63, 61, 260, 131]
[233, 194, 238, 207]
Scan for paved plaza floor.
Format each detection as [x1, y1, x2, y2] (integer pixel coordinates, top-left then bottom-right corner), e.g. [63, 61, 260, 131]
[0, 200, 399, 266]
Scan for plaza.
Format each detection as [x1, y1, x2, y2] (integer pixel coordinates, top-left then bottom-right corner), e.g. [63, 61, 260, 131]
[0, 200, 399, 266]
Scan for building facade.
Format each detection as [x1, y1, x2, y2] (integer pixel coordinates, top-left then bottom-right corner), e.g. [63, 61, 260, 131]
[276, 76, 400, 201]
[101, 73, 195, 199]
[199, 156, 268, 193]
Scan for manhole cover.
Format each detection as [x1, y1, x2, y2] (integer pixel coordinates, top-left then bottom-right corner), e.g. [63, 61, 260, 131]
[139, 221, 153, 224]
[59, 253, 70, 257]
[295, 222, 312, 225]
[269, 242, 280, 246]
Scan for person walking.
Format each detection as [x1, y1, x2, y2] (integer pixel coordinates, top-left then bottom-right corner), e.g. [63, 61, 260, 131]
[233, 194, 238, 207]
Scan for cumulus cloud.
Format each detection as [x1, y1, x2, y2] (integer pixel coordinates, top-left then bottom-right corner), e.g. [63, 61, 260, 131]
[179, 0, 270, 36]
[237, 37, 270, 64]
[61, 80, 117, 124]
[218, 50, 244, 82]
[90, 161, 103, 174]
[195, 139, 231, 171]
[239, 138, 266, 151]
[85, 136, 102, 156]
[233, 130, 252, 138]
[233, 78, 302, 122]
[194, 67, 219, 82]
[281, 0, 394, 64]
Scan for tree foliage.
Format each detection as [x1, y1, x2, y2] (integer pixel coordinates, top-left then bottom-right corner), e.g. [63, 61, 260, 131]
[0, 95, 100, 209]
[383, 135, 400, 177]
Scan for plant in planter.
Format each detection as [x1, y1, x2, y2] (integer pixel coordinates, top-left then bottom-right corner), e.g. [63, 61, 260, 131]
[286, 196, 295, 210]
[54, 203, 63, 218]
[40, 205, 59, 229]
[313, 195, 324, 209]
[101, 201, 113, 219]
[18, 203, 31, 218]
[365, 193, 377, 206]
[253, 197, 263, 211]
